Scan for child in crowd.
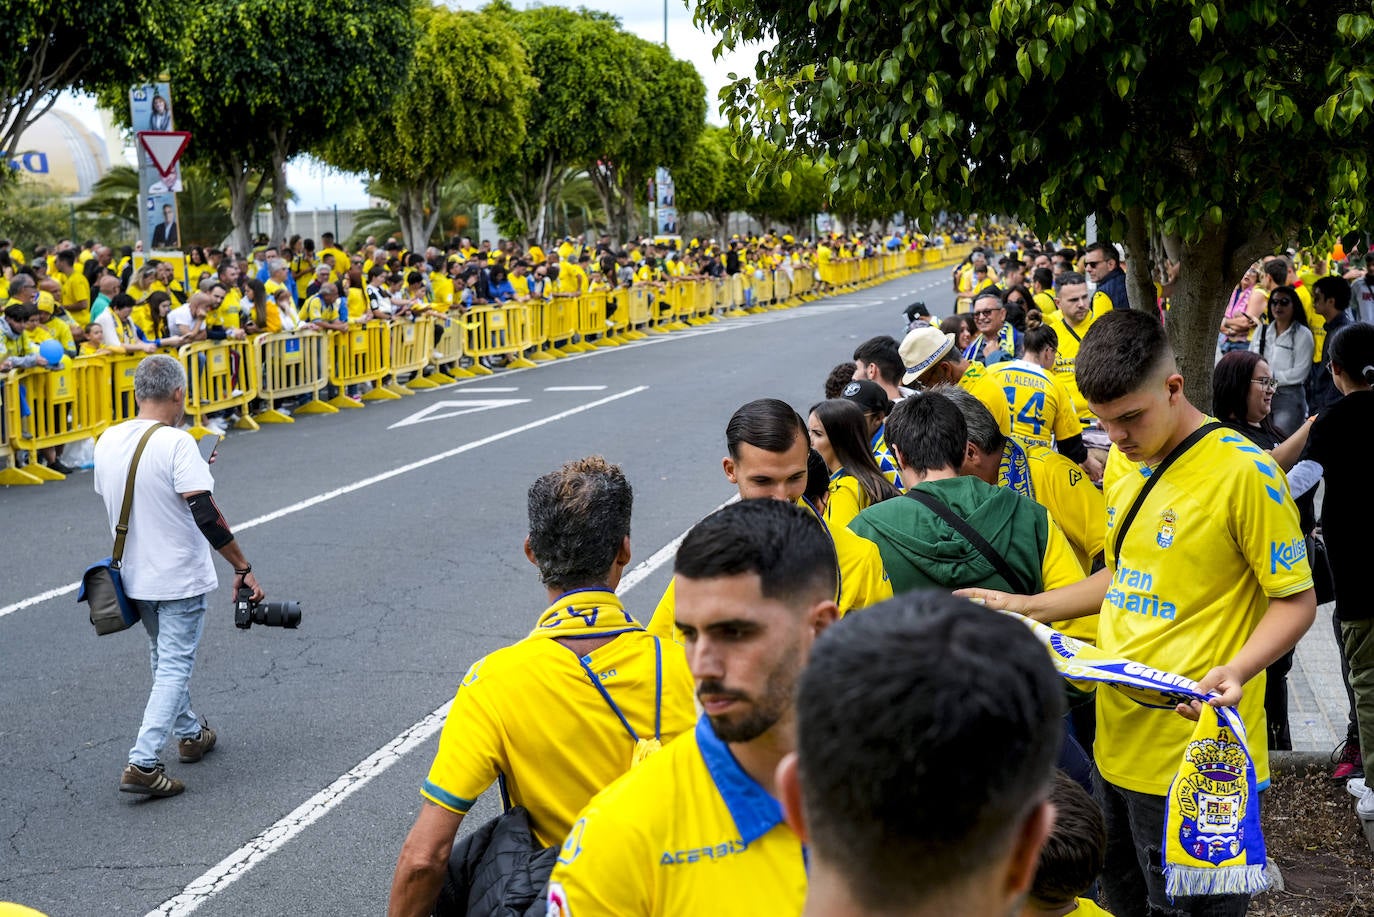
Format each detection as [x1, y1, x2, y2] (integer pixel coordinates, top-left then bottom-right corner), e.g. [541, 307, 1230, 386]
[78, 322, 113, 356]
[1023, 772, 1115, 917]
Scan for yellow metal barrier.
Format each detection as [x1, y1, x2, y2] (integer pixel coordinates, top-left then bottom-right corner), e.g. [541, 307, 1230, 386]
[326, 321, 392, 407]
[385, 317, 430, 395]
[0, 370, 42, 485]
[462, 304, 539, 370]
[773, 270, 794, 309]
[623, 286, 653, 338]
[654, 282, 687, 331]
[431, 312, 476, 379]
[576, 291, 618, 348]
[108, 353, 146, 423]
[546, 296, 586, 353]
[692, 280, 717, 323]
[252, 331, 338, 423]
[5, 358, 112, 481]
[180, 340, 259, 436]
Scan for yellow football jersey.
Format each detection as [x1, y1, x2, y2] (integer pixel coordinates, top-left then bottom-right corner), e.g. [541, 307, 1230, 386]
[421, 590, 693, 848]
[984, 360, 1085, 448]
[546, 717, 807, 917]
[1095, 424, 1312, 794]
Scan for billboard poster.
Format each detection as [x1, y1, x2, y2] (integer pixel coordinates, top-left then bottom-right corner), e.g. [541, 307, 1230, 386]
[129, 82, 182, 253]
[655, 166, 677, 236]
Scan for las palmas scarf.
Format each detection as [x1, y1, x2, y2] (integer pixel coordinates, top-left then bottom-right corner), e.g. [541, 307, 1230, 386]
[1012, 613, 1268, 899]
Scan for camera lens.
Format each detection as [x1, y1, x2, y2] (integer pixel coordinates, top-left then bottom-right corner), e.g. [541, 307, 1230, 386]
[252, 601, 302, 628]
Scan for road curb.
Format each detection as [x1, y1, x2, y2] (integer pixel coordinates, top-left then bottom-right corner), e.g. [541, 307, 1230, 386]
[1269, 750, 1329, 775]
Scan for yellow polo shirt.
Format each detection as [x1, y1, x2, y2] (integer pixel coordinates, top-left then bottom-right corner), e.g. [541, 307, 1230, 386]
[546, 717, 807, 917]
[421, 590, 694, 848]
[1043, 310, 1096, 426]
[1096, 425, 1312, 794]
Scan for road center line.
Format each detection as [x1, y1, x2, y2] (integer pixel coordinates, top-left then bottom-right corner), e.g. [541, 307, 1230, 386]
[0, 386, 649, 621]
[544, 385, 607, 392]
[145, 493, 738, 916]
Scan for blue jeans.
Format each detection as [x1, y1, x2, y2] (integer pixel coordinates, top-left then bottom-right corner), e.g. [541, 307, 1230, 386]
[129, 594, 208, 767]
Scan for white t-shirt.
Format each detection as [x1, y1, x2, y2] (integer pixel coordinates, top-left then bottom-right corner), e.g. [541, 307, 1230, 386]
[167, 304, 204, 337]
[94, 419, 218, 601]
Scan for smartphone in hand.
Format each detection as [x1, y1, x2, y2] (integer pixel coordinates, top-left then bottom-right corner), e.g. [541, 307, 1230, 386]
[197, 433, 221, 464]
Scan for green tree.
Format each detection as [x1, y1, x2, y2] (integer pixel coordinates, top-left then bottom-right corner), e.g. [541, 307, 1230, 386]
[483, 5, 644, 245]
[175, 0, 414, 250]
[0, 0, 180, 190]
[696, 0, 1374, 403]
[349, 174, 484, 249]
[685, 126, 757, 242]
[674, 128, 726, 223]
[322, 3, 533, 251]
[0, 175, 76, 245]
[585, 37, 708, 241]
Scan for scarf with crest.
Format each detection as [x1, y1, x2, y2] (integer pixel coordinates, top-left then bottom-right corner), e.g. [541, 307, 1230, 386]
[1013, 613, 1268, 899]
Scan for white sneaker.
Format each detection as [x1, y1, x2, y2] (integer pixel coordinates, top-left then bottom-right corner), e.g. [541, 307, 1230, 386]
[1360, 791, 1374, 819]
[1348, 777, 1369, 800]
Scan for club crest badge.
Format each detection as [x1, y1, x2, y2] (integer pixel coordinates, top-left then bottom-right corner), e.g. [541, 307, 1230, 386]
[1156, 508, 1177, 549]
[1173, 728, 1250, 864]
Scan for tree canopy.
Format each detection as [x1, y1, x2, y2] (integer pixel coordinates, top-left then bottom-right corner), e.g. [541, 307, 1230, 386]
[1, 0, 180, 187]
[321, 2, 534, 250]
[483, 5, 646, 244]
[695, 0, 1374, 401]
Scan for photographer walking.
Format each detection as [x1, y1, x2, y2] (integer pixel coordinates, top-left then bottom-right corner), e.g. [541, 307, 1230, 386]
[94, 355, 265, 798]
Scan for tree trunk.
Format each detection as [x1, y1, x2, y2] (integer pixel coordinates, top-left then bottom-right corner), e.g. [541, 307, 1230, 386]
[397, 184, 429, 252]
[1165, 219, 1276, 410]
[270, 142, 290, 249]
[1123, 205, 1158, 316]
[225, 171, 256, 257]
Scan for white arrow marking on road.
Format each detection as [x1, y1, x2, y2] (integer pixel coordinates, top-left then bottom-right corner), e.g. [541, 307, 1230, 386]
[387, 398, 530, 430]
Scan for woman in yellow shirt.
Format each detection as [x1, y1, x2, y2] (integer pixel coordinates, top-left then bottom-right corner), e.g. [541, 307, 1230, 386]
[807, 398, 900, 529]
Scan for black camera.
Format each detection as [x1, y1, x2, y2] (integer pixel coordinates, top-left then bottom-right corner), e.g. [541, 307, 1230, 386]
[234, 584, 301, 630]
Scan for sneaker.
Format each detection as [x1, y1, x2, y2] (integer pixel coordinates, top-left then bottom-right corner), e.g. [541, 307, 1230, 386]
[48, 461, 77, 475]
[1349, 777, 1369, 799]
[1332, 737, 1364, 781]
[120, 763, 184, 798]
[178, 722, 217, 763]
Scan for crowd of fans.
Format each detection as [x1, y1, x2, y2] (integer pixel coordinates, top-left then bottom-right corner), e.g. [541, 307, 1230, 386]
[6, 223, 1373, 915]
[380, 234, 1374, 917]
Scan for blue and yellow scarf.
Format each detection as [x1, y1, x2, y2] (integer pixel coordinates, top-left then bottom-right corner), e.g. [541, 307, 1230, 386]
[1014, 614, 1268, 899]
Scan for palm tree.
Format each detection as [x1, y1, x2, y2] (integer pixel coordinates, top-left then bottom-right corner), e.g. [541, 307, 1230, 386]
[79, 163, 242, 248]
[351, 174, 484, 248]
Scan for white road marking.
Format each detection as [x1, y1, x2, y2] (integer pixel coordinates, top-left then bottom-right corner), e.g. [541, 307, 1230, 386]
[387, 398, 530, 430]
[0, 387, 649, 621]
[544, 385, 607, 392]
[145, 492, 739, 917]
[450, 386, 520, 393]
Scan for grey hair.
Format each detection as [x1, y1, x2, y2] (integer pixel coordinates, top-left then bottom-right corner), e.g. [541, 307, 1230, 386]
[8, 273, 34, 291]
[134, 354, 186, 403]
[268, 258, 288, 273]
[937, 385, 1005, 454]
[526, 456, 633, 591]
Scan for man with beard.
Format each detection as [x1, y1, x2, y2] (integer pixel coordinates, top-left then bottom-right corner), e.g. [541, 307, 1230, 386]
[546, 499, 839, 916]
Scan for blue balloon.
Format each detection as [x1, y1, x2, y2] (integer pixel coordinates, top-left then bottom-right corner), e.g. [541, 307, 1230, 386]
[38, 339, 65, 367]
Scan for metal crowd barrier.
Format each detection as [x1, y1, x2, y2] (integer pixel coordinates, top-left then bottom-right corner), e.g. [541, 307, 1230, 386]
[253, 331, 337, 423]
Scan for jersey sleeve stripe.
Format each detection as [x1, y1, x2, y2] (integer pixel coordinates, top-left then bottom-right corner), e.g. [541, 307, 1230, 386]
[420, 781, 475, 814]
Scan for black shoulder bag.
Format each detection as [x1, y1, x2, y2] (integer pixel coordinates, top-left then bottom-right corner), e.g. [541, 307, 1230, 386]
[79, 422, 164, 635]
[906, 487, 1032, 595]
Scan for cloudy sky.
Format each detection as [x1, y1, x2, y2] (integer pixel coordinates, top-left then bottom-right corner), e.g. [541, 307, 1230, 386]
[56, 0, 761, 210]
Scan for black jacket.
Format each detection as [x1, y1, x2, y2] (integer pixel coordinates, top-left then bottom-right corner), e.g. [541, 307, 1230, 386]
[433, 807, 556, 917]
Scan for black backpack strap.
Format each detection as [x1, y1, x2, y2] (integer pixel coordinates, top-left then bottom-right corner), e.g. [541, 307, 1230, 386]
[906, 488, 1032, 595]
[1111, 421, 1224, 562]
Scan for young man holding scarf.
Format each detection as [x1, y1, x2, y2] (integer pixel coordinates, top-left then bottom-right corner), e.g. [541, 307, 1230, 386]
[962, 311, 1315, 916]
[388, 457, 695, 917]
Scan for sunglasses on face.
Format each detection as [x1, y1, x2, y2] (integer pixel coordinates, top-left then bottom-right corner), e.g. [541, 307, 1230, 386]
[972, 308, 1002, 317]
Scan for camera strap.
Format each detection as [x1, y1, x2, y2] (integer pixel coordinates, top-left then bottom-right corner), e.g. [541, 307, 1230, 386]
[112, 422, 164, 569]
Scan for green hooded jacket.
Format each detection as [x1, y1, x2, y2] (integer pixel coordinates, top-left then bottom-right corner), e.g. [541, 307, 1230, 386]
[848, 475, 1050, 596]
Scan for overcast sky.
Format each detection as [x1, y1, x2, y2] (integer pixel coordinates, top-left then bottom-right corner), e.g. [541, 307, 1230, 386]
[55, 0, 761, 210]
